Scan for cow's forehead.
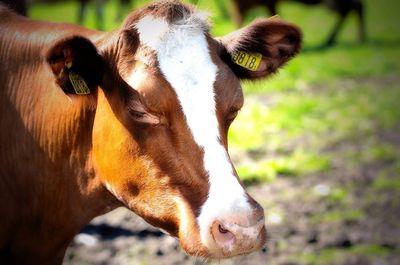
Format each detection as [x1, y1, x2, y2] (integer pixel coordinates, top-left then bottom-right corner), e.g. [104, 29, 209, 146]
[135, 13, 219, 143]
[131, 11, 243, 105]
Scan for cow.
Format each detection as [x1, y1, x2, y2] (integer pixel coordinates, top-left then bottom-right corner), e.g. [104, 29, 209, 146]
[0, 0, 302, 263]
[78, 0, 132, 30]
[231, 0, 366, 46]
[0, 0, 27, 15]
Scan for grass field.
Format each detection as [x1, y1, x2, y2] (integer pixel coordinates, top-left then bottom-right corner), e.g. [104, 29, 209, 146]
[29, 0, 400, 264]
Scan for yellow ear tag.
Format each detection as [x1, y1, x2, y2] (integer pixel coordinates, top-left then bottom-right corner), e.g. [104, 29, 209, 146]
[231, 51, 262, 71]
[68, 71, 90, 95]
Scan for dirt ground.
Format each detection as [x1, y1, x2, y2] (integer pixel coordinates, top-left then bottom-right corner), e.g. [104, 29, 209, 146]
[63, 79, 400, 265]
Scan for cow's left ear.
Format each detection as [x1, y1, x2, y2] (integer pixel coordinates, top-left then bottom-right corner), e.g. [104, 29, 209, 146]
[46, 36, 104, 95]
[219, 18, 302, 80]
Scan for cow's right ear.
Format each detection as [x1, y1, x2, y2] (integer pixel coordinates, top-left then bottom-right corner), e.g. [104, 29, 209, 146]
[219, 18, 302, 80]
[46, 36, 104, 95]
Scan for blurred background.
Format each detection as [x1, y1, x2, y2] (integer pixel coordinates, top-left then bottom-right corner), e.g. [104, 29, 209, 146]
[4, 0, 399, 264]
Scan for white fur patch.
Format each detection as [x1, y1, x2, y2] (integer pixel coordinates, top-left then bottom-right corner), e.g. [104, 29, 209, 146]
[135, 15, 250, 246]
[173, 196, 191, 238]
[135, 16, 170, 48]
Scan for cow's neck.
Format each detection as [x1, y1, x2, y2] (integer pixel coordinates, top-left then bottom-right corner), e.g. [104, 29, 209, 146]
[1, 68, 119, 263]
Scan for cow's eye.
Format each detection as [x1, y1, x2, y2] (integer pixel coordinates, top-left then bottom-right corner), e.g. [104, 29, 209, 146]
[126, 102, 161, 125]
[128, 109, 146, 120]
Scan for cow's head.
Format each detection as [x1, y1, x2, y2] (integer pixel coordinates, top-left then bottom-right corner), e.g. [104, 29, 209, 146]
[47, 0, 301, 259]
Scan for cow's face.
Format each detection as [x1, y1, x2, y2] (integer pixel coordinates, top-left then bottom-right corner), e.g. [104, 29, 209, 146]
[49, 1, 300, 259]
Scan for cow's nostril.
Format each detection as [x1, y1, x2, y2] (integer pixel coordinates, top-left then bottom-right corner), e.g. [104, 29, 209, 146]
[211, 221, 236, 249]
[218, 224, 229, 234]
[209, 217, 267, 256]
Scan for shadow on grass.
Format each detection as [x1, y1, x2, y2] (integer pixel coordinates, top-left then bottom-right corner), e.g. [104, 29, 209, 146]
[80, 223, 164, 241]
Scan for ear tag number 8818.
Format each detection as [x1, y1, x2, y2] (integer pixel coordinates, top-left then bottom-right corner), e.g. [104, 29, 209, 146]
[232, 51, 262, 71]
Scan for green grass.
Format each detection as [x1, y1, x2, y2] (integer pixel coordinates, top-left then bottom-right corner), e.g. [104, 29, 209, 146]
[373, 165, 400, 191]
[311, 208, 365, 223]
[230, 80, 400, 183]
[373, 177, 400, 191]
[29, 0, 400, 183]
[291, 244, 394, 265]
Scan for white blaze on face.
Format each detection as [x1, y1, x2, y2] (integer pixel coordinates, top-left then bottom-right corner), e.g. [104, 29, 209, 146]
[135, 14, 250, 246]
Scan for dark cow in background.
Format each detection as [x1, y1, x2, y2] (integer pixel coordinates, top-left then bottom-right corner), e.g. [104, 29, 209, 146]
[0, 0, 27, 15]
[0, 0, 301, 263]
[232, 0, 366, 46]
[78, 0, 132, 30]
